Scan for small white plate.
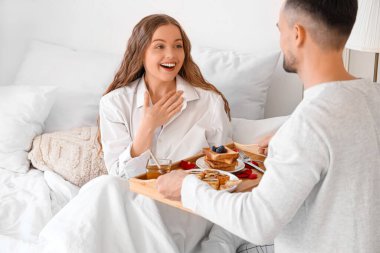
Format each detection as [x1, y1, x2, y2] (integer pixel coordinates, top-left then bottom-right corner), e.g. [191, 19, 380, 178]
[187, 168, 240, 192]
[195, 156, 245, 173]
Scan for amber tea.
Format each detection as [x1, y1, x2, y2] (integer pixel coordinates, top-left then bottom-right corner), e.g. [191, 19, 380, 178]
[146, 159, 171, 179]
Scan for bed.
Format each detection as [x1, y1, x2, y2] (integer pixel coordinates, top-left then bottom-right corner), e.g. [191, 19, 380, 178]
[0, 0, 303, 252]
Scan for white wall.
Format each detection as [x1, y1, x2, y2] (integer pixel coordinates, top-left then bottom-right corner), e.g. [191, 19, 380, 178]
[0, 0, 281, 87]
[1, 0, 304, 118]
[0, 0, 36, 87]
[347, 50, 379, 81]
[1, 0, 376, 117]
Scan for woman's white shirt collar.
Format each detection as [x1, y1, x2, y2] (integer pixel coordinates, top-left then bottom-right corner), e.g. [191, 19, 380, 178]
[135, 75, 200, 108]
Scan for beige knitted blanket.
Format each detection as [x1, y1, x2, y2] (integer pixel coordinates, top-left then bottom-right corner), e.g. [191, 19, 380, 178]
[28, 127, 107, 187]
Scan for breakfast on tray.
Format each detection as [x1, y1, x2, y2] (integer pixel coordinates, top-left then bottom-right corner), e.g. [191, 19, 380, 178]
[202, 145, 239, 171]
[188, 169, 241, 190]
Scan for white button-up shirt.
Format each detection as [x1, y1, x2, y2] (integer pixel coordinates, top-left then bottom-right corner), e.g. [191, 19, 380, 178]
[99, 76, 232, 178]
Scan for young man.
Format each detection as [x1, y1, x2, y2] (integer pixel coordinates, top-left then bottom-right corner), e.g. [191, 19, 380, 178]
[157, 0, 380, 252]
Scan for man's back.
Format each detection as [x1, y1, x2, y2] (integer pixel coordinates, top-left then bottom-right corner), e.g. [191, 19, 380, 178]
[157, 1, 379, 252]
[272, 79, 380, 252]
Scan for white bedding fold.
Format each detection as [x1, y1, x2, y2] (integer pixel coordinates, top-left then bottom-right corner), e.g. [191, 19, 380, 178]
[44, 171, 79, 215]
[0, 169, 52, 242]
[39, 175, 212, 253]
[0, 168, 80, 252]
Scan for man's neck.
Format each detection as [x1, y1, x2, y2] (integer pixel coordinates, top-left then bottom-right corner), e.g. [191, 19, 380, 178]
[299, 50, 356, 90]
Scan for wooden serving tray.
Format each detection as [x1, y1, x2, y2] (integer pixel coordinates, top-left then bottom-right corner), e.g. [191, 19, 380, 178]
[129, 144, 266, 213]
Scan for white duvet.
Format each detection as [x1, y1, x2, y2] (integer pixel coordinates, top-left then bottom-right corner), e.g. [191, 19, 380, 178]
[0, 170, 213, 253]
[0, 169, 51, 242]
[0, 169, 270, 253]
[38, 175, 216, 253]
[0, 168, 79, 253]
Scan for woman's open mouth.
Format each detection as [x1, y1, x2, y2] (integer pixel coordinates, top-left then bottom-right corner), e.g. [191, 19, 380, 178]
[160, 62, 176, 71]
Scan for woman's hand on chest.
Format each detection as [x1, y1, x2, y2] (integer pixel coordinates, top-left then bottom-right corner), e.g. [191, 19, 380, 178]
[141, 90, 184, 129]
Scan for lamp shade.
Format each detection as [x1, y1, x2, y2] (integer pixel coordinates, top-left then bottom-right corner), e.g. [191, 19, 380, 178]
[345, 0, 380, 53]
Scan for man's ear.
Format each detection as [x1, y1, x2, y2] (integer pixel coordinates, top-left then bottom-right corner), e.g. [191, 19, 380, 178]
[293, 23, 306, 47]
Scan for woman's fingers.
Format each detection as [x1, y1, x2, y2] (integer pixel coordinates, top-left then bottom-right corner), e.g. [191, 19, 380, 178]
[147, 90, 184, 125]
[167, 95, 183, 113]
[155, 90, 177, 106]
[154, 90, 183, 115]
[168, 103, 183, 118]
[161, 91, 184, 109]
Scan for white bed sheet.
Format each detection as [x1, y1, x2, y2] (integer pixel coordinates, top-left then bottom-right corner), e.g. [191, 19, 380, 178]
[0, 168, 79, 253]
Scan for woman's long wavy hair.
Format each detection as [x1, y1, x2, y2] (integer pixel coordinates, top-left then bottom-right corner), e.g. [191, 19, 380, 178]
[97, 14, 231, 152]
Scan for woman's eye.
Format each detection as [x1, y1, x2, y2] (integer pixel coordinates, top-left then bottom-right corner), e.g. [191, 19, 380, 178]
[175, 44, 183, 49]
[155, 44, 164, 49]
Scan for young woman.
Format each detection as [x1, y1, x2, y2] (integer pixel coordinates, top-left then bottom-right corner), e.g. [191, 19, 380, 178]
[98, 14, 232, 179]
[39, 14, 235, 253]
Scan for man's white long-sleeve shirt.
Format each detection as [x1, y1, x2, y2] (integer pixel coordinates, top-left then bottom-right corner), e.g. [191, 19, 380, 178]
[182, 79, 380, 252]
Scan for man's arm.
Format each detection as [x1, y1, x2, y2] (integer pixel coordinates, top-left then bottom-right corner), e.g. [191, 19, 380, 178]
[158, 111, 329, 245]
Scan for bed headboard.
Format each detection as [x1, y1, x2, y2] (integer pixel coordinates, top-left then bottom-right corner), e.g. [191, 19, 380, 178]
[0, 0, 303, 118]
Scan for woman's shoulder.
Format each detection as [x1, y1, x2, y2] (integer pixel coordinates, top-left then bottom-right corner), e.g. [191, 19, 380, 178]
[100, 79, 140, 105]
[177, 77, 220, 101]
[193, 86, 224, 103]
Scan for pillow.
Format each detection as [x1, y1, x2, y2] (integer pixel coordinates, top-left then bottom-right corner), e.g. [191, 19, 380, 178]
[13, 40, 122, 132]
[14, 40, 279, 134]
[28, 127, 107, 187]
[0, 85, 56, 173]
[232, 116, 289, 144]
[192, 46, 280, 119]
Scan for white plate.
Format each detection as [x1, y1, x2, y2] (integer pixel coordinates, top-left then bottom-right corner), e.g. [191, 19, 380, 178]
[187, 168, 240, 192]
[195, 157, 245, 173]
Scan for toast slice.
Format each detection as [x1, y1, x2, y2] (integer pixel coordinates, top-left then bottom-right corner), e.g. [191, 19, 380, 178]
[205, 157, 237, 168]
[203, 146, 239, 162]
[204, 156, 235, 165]
[205, 158, 237, 171]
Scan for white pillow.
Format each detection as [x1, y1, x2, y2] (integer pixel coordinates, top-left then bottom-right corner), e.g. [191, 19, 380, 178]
[192, 46, 280, 119]
[13, 41, 122, 132]
[14, 41, 280, 134]
[232, 116, 289, 144]
[0, 85, 56, 173]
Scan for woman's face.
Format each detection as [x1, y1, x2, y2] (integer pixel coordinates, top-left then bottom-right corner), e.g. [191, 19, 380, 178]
[143, 24, 185, 84]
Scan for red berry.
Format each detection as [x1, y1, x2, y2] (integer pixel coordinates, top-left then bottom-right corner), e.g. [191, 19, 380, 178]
[179, 160, 196, 170]
[245, 169, 253, 175]
[248, 173, 258, 179]
[237, 173, 249, 178]
[251, 161, 259, 166]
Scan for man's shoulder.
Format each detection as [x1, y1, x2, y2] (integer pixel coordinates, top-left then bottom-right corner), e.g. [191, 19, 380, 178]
[289, 78, 379, 130]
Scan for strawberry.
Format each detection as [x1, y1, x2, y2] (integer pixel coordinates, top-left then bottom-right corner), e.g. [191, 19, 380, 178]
[236, 173, 249, 179]
[179, 160, 196, 170]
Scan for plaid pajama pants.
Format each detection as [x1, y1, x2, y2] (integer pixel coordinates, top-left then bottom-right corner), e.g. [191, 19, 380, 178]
[237, 243, 274, 253]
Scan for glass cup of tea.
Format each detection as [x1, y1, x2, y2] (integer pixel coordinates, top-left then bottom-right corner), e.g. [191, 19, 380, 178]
[146, 158, 172, 179]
